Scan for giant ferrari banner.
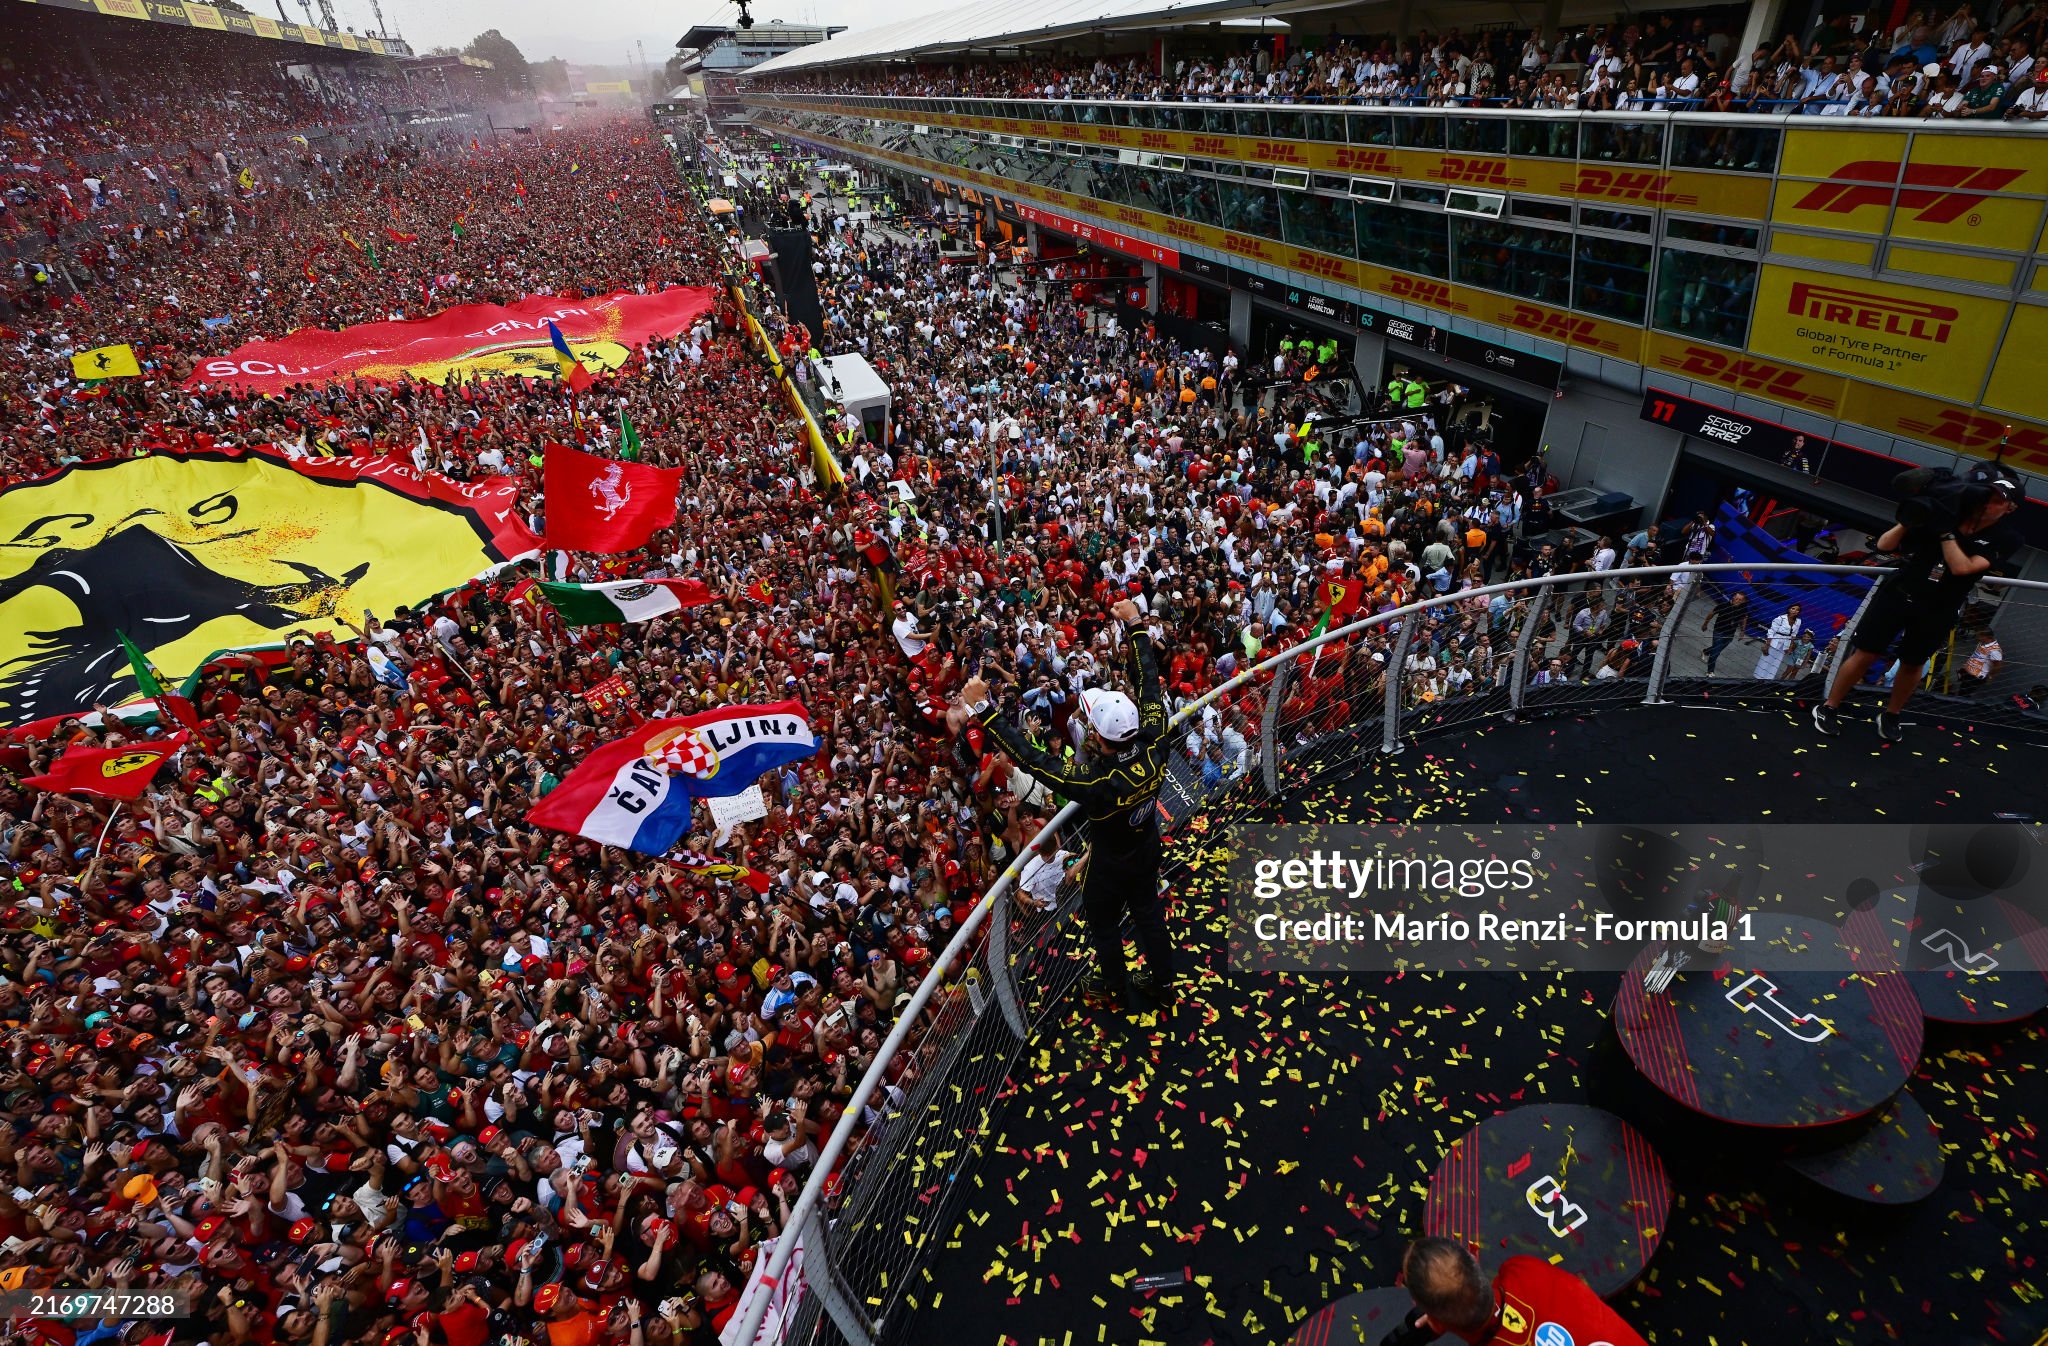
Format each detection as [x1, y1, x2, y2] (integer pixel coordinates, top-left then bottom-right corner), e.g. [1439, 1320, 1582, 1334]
[0, 448, 539, 727]
[187, 287, 719, 393]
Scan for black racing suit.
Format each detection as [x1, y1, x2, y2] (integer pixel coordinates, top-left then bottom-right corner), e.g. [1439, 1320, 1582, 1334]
[974, 630, 1173, 988]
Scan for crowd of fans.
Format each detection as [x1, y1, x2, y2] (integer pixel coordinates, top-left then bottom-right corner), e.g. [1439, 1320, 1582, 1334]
[0, 21, 1869, 1346]
[751, 3, 2048, 118]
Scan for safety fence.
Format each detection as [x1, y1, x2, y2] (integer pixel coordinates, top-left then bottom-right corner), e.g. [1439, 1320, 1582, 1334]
[733, 562, 2048, 1345]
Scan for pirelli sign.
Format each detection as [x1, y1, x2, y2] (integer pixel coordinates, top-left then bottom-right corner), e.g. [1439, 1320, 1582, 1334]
[1749, 267, 2004, 402]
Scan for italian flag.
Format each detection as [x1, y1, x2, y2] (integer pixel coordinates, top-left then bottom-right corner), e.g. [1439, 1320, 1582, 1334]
[536, 577, 715, 627]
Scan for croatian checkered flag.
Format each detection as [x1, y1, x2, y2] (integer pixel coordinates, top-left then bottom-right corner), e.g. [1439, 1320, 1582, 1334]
[527, 701, 817, 855]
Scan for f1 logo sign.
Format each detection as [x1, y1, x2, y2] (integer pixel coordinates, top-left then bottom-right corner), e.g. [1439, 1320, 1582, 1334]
[1920, 928, 1999, 975]
[1724, 973, 1835, 1042]
[1524, 1175, 1589, 1237]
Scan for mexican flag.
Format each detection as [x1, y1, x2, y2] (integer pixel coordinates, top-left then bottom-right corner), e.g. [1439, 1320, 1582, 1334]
[536, 577, 715, 626]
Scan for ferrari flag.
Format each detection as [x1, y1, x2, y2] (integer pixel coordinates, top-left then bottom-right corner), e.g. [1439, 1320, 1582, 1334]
[188, 287, 718, 393]
[543, 443, 680, 553]
[23, 735, 187, 801]
[537, 577, 715, 626]
[71, 344, 142, 381]
[527, 702, 817, 854]
[0, 448, 539, 728]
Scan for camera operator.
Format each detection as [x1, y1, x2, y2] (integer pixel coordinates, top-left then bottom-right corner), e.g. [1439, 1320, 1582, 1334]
[956, 598, 1175, 1009]
[1381, 1237, 1647, 1346]
[1814, 467, 2021, 742]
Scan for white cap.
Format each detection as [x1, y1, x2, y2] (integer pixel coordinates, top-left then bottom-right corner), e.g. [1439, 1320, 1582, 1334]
[1080, 688, 1142, 743]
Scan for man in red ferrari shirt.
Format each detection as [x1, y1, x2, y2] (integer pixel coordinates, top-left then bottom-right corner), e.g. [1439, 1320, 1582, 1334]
[1393, 1238, 1647, 1346]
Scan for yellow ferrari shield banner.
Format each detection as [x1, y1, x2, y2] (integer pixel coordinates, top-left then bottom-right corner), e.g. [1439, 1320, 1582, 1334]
[0, 447, 540, 726]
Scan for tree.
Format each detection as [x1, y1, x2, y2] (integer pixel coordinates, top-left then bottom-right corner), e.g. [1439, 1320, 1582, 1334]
[464, 29, 531, 96]
[531, 57, 571, 96]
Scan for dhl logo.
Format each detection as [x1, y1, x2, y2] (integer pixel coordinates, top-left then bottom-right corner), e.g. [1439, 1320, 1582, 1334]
[1090, 125, 1121, 143]
[1114, 207, 1147, 227]
[1140, 132, 1174, 150]
[1790, 162, 2026, 224]
[1430, 156, 1511, 187]
[1893, 409, 2048, 471]
[1189, 136, 1229, 156]
[1787, 281, 1956, 345]
[1163, 219, 1200, 241]
[1660, 346, 1835, 408]
[1329, 147, 1396, 175]
[1251, 141, 1308, 165]
[1384, 275, 1462, 311]
[1290, 251, 1350, 283]
[1224, 234, 1266, 257]
[1564, 168, 1695, 207]
[1508, 304, 1608, 348]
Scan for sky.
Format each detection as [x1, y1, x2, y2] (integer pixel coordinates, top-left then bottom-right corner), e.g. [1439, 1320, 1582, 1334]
[329, 0, 949, 67]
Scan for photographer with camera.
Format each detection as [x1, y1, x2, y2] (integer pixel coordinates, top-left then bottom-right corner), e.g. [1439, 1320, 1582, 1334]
[1814, 464, 2022, 742]
[1381, 1237, 1647, 1346]
[957, 598, 1176, 1010]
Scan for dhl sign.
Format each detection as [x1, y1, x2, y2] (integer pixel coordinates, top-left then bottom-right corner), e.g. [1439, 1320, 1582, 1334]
[1328, 147, 1398, 176]
[1428, 156, 1514, 189]
[1287, 249, 1352, 285]
[1850, 384, 2048, 474]
[1377, 273, 1465, 313]
[1649, 338, 1842, 413]
[1503, 303, 1622, 353]
[1139, 132, 1175, 151]
[1561, 168, 1696, 208]
[1188, 136, 1230, 157]
[1248, 140, 1309, 165]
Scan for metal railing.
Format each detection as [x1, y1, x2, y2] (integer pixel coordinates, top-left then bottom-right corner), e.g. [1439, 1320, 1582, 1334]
[733, 561, 2048, 1346]
[741, 89, 2048, 176]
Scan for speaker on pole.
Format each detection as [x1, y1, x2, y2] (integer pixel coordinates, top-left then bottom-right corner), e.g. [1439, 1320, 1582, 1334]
[764, 228, 823, 337]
